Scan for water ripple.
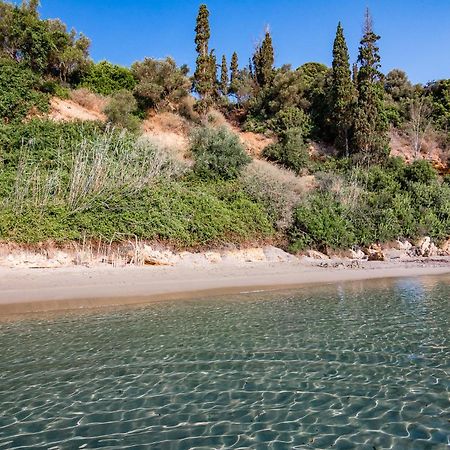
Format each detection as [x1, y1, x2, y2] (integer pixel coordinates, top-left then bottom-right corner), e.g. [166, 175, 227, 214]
[0, 276, 449, 449]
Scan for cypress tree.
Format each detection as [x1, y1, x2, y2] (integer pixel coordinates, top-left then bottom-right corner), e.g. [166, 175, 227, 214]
[193, 4, 215, 110]
[208, 49, 218, 98]
[252, 30, 274, 88]
[352, 63, 359, 86]
[330, 22, 355, 156]
[229, 52, 239, 95]
[353, 9, 389, 159]
[220, 54, 229, 96]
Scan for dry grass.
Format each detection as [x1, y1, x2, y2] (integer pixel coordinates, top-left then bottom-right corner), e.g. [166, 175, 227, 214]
[70, 88, 107, 113]
[240, 159, 314, 230]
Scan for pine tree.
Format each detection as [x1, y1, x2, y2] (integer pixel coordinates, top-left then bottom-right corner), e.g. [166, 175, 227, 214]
[220, 54, 228, 96]
[229, 51, 239, 95]
[353, 9, 389, 159]
[252, 30, 274, 88]
[330, 22, 355, 156]
[193, 4, 215, 110]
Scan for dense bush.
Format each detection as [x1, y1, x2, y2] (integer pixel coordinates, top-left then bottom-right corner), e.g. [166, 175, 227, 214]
[104, 90, 140, 133]
[0, 182, 274, 246]
[289, 163, 450, 251]
[240, 160, 308, 231]
[262, 129, 310, 174]
[0, 120, 274, 246]
[404, 159, 437, 185]
[190, 127, 251, 180]
[267, 106, 313, 135]
[0, 59, 49, 123]
[0, 119, 102, 168]
[80, 61, 137, 95]
[132, 57, 190, 111]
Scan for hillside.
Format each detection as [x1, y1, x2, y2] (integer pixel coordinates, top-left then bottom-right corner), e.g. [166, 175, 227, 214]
[48, 95, 449, 172]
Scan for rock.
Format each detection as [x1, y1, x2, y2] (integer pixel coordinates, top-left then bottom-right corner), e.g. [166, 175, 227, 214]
[350, 249, 366, 260]
[223, 248, 267, 263]
[368, 251, 385, 262]
[365, 243, 385, 262]
[263, 246, 297, 262]
[306, 250, 330, 260]
[139, 245, 175, 266]
[394, 239, 413, 251]
[417, 236, 438, 257]
[439, 239, 450, 256]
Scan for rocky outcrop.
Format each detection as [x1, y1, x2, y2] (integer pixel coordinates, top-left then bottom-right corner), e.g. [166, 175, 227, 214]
[365, 244, 386, 262]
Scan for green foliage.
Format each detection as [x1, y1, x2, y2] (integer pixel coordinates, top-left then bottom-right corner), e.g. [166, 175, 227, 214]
[263, 129, 310, 174]
[290, 192, 356, 251]
[0, 181, 274, 245]
[193, 4, 217, 111]
[104, 90, 140, 133]
[80, 61, 136, 95]
[0, 2, 90, 81]
[0, 59, 49, 123]
[219, 54, 229, 96]
[289, 160, 449, 251]
[132, 57, 190, 111]
[404, 159, 437, 185]
[245, 62, 328, 135]
[426, 79, 450, 131]
[0, 120, 273, 245]
[0, 121, 275, 246]
[190, 127, 251, 180]
[252, 31, 274, 88]
[353, 9, 389, 159]
[330, 22, 356, 155]
[229, 52, 239, 96]
[268, 106, 312, 135]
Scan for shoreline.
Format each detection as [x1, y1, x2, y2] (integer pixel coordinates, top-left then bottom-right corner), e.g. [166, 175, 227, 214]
[1, 258, 449, 315]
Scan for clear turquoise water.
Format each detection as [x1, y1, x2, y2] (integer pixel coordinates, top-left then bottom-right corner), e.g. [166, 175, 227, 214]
[0, 276, 449, 449]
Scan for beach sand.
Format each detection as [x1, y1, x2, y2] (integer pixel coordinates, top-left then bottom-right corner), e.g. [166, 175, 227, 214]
[1, 257, 449, 315]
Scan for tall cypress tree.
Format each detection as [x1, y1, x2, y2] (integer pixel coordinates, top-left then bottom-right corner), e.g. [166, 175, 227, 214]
[330, 22, 355, 156]
[353, 9, 389, 159]
[193, 4, 215, 110]
[252, 30, 274, 88]
[219, 54, 228, 96]
[229, 51, 239, 95]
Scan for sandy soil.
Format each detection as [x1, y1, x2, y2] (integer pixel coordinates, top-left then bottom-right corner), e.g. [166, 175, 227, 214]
[0, 257, 449, 315]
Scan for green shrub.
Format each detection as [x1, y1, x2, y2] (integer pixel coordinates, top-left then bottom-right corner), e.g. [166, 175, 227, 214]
[40, 80, 70, 99]
[267, 106, 313, 136]
[262, 129, 310, 174]
[0, 182, 274, 245]
[290, 192, 356, 252]
[80, 61, 137, 96]
[104, 90, 141, 133]
[240, 160, 307, 231]
[404, 159, 437, 185]
[190, 127, 251, 180]
[132, 57, 190, 111]
[0, 59, 49, 123]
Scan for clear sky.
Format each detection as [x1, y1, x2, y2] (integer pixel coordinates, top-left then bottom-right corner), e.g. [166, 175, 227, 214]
[33, 0, 450, 84]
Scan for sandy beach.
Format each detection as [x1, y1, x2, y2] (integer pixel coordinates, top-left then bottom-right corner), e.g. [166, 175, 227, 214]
[1, 255, 449, 315]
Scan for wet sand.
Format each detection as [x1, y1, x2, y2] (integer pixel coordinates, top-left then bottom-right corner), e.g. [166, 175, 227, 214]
[1, 258, 449, 314]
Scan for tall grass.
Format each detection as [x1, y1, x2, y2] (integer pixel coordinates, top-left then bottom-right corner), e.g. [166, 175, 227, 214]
[4, 127, 187, 213]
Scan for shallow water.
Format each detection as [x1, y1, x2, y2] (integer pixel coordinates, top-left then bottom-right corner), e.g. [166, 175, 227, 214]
[0, 276, 449, 449]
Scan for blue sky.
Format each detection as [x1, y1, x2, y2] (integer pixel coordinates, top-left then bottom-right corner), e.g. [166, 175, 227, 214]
[33, 0, 450, 84]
